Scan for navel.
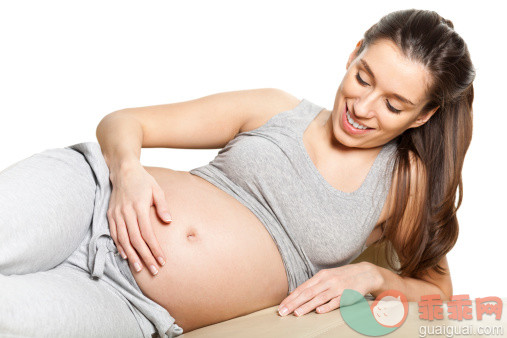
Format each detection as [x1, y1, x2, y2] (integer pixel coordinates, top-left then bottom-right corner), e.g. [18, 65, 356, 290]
[186, 228, 198, 241]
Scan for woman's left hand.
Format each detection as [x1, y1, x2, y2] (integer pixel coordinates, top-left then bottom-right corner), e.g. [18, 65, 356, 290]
[277, 262, 383, 317]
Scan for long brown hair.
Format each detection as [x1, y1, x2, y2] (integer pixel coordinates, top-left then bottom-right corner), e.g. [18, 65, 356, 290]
[357, 9, 475, 279]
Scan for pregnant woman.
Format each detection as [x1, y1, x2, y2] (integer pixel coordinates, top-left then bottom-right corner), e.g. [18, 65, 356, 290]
[0, 9, 475, 338]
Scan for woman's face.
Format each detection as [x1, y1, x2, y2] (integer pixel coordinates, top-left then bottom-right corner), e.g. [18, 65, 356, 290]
[329, 38, 438, 149]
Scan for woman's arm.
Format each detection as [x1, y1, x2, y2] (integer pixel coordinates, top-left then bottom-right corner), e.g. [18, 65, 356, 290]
[97, 88, 301, 151]
[276, 258, 452, 317]
[96, 88, 300, 176]
[369, 256, 453, 301]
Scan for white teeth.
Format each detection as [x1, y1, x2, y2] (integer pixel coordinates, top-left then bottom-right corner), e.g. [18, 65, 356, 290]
[346, 110, 368, 130]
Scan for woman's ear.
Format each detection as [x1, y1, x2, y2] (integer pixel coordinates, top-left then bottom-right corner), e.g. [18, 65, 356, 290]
[409, 106, 440, 129]
[346, 40, 363, 70]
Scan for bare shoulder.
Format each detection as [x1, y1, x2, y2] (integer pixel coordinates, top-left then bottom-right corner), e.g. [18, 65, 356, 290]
[239, 88, 302, 133]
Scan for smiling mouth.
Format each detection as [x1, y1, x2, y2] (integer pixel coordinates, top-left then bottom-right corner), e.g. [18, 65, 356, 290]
[345, 105, 373, 130]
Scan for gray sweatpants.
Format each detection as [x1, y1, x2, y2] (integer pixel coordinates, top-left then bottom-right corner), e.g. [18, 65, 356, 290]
[0, 142, 183, 338]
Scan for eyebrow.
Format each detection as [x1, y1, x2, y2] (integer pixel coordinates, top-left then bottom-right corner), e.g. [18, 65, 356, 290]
[359, 58, 416, 106]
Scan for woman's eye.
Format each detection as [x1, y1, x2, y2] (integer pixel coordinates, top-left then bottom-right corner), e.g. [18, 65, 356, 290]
[355, 72, 369, 86]
[355, 71, 402, 114]
[386, 99, 402, 114]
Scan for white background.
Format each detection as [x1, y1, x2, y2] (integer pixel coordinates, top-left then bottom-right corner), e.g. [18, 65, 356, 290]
[1, 1, 505, 300]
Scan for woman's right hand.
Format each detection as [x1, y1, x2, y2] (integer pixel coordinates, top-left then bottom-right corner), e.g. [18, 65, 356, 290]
[106, 163, 172, 276]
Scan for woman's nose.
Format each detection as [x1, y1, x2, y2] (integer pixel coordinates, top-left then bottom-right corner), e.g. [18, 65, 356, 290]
[353, 97, 376, 119]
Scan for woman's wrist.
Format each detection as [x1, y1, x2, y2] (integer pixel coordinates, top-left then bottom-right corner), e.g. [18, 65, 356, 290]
[108, 157, 143, 183]
[361, 261, 385, 294]
[97, 111, 144, 183]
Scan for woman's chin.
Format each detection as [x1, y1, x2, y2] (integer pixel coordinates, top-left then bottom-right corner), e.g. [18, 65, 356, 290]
[332, 127, 367, 149]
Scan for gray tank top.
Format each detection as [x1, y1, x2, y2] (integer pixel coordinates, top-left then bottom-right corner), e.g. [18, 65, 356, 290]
[189, 98, 398, 294]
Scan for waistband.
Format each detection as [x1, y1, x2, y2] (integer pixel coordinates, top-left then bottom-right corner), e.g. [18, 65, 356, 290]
[65, 142, 183, 338]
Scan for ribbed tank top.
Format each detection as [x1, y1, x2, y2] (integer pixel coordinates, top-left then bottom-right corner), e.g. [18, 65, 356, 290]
[189, 98, 398, 294]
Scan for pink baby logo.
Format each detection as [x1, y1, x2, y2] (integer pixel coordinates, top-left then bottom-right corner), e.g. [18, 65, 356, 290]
[340, 289, 409, 336]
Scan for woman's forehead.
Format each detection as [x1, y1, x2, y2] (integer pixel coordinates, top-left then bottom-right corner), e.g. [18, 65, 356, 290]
[357, 39, 433, 106]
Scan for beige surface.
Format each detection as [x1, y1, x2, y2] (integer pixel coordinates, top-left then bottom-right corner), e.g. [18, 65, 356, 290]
[181, 300, 506, 338]
[180, 244, 506, 337]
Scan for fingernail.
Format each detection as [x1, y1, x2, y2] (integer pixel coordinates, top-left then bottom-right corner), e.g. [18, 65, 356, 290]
[134, 262, 142, 272]
[157, 256, 165, 266]
[162, 212, 172, 222]
[149, 265, 158, 275]
[278, 307, 288, 316]
[294, 309, 301, 317]
[120, 250, 127, 260]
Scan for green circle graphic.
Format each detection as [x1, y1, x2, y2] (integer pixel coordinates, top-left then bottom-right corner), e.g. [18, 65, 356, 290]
[340, 289, 406, 336]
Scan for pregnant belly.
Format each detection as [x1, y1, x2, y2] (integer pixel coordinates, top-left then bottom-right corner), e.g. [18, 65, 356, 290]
[130, 166, 289, 332]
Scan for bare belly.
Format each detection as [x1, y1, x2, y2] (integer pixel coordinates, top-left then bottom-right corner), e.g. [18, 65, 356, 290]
[130, 166, 289, 332]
